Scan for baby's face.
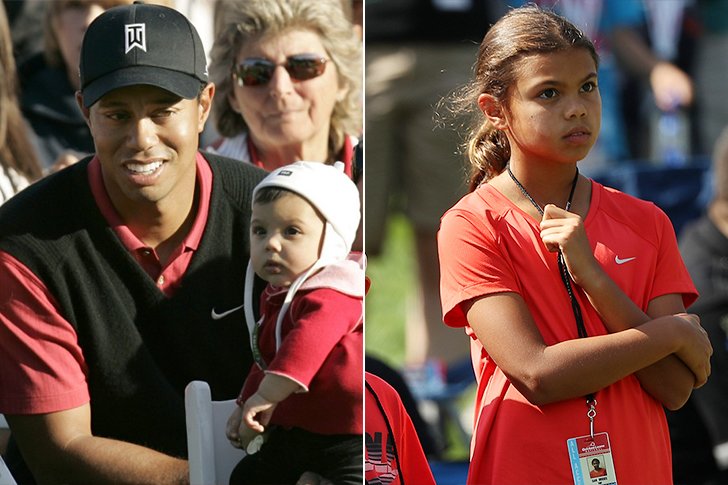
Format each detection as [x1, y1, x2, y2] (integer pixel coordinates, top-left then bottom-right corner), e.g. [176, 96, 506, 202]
[250, 192, 325, 287]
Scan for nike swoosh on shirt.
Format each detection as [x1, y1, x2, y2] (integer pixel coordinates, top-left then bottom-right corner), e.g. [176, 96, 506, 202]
[210, 304, 244, 320]
[615, 256, 636, 265]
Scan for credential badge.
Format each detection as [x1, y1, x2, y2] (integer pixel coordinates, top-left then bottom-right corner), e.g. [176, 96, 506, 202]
[125, 23, 147, 53]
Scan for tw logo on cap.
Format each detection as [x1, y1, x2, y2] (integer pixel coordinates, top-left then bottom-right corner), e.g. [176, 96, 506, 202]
[125, 23, 147, 53]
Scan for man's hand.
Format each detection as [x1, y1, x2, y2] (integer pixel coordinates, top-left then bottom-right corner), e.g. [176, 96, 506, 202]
[226, 405, 261, 449]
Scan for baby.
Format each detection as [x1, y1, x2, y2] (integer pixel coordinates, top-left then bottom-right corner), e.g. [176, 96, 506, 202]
[227, 161, 364, 484]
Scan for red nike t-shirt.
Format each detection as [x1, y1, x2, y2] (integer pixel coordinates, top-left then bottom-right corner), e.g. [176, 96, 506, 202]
[439, 180, 697, 485]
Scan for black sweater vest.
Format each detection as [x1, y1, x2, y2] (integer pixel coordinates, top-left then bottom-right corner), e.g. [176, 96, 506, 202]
[0, 153, 265, 457]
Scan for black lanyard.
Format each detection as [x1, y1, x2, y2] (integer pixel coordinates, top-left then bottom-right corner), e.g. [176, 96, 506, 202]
[507, 166, 598, 433]
[506, 165, 585, 337]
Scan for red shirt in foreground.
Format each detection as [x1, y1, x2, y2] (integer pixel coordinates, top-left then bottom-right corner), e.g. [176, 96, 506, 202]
[365, 372, 436, 485]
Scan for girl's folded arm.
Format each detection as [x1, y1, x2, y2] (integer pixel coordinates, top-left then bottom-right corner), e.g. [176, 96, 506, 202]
[576, 262, 709, 409]
[464, 291, 708, 407]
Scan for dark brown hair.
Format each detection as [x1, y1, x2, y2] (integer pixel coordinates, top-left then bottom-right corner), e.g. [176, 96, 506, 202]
[254, 186, 295, 204]
[448, 5, 598, 191]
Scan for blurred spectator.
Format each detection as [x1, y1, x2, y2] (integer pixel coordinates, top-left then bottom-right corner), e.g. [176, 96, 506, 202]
[174, 0, 216, 61]
[365, 0, 498, 381]
[350, 0, 362, 35]
[207, 0, 362, 178]
[692, 0, 728, 156]
[175, 0, 222, 148]
[3, 0, 44, 65]
[0, 0, 41, 205]
[673, 125, 728, 484]
[18, 0, 132, 170]
[337, 0, 362, 39]
[617, 0, 696, 164]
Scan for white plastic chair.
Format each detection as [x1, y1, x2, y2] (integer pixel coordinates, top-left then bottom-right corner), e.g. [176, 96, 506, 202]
[0, 455, 17, 485]
[0, 414, 16, 485]
[185, 380, 246, 485]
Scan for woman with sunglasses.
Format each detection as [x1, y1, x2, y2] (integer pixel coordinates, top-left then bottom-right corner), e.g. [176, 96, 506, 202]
[207, 0, 361, 180]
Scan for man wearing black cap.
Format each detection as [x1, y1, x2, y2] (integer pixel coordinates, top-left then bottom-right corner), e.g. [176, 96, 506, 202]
[0, 3, 267, 482]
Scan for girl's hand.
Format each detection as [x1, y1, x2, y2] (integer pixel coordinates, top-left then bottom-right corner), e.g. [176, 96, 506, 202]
[241, 392, 277, 434]
[540, 204, 599, 286]
[671, 313, 713, 388]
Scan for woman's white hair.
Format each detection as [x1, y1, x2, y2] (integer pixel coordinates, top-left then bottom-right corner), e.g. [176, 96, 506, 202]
[209, 0, 362, 159]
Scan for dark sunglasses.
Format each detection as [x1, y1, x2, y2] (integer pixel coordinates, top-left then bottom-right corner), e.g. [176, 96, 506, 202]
[233, 54, 328, 87]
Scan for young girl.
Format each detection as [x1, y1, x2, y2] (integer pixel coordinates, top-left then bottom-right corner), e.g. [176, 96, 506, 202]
[437, 6, 712, 484]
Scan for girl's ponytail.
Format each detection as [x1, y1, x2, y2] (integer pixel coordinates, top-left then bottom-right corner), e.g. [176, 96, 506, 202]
[467, 121, 509, 191]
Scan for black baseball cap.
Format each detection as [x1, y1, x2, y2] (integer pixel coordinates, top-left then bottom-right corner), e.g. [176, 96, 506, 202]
[80, 1, 208, 108]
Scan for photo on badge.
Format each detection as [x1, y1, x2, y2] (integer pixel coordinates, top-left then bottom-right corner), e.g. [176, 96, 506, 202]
[584, 454, 609, 481]
[567, 432, 618, 485]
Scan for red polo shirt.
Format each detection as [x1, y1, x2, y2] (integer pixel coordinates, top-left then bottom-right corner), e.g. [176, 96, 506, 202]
[0, 154, 212, 414]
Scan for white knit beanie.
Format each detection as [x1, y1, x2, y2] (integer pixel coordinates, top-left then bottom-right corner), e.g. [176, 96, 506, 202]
[252, 161, 360, 260]
[244, 161, 361, 355]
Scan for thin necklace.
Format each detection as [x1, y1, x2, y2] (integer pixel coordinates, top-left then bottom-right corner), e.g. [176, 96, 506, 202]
[506, 165, 579, 216]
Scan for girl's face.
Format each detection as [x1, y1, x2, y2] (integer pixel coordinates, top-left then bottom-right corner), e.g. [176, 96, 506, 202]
[229, 29, 346, 155]
[250, 192, 325, 288]
[498, 48, 601, 167]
